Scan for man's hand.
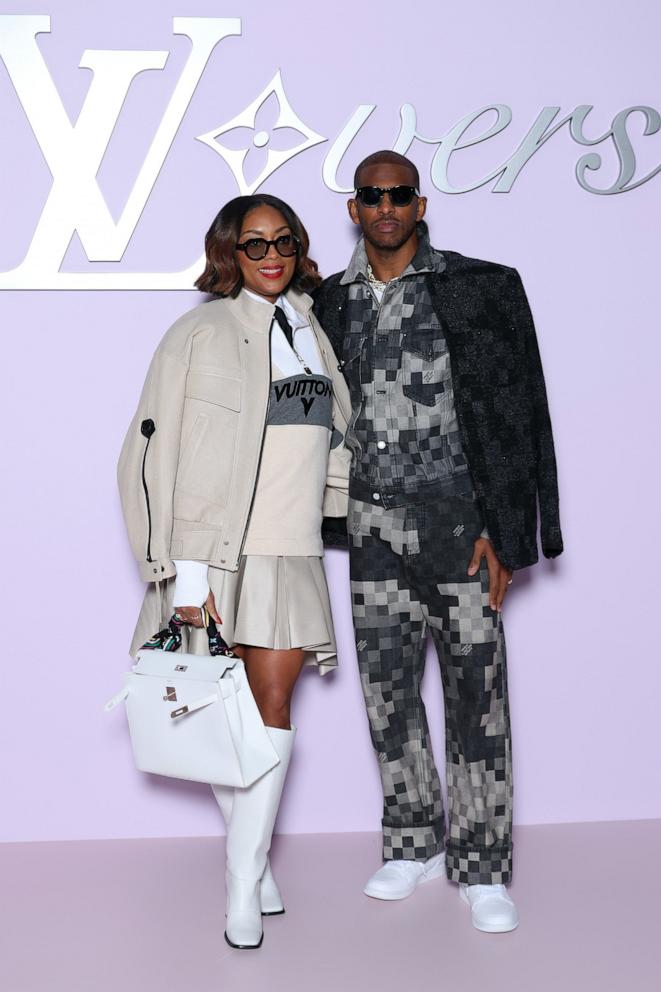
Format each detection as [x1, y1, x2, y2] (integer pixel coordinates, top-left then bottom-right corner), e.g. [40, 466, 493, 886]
[467, 537, 513, 612]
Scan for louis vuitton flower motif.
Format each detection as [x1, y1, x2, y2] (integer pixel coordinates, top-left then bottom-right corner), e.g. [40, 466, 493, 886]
[196, 71, 325, 195]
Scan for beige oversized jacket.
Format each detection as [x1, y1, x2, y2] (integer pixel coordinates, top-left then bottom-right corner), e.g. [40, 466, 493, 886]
[117, 289, 351, 582]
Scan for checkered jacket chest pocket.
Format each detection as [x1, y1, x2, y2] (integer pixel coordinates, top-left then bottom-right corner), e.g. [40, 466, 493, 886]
[401, 327, 453, 408]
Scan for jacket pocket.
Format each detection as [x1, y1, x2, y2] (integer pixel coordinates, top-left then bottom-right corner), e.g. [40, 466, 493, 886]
[176, 372, 241, 519]
[402, 354, 452, 407]
[185, 371, 241, 411]
[174, 398, 240, 519]
[401, 329, 451, 407]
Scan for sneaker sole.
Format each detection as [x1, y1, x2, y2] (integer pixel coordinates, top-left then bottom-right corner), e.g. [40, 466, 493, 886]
[471, 920, 520, 933]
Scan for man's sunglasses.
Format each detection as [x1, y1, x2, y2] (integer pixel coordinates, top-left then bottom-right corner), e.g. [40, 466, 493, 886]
[354, 185, 419, 208]
[235, 234, 300, 261]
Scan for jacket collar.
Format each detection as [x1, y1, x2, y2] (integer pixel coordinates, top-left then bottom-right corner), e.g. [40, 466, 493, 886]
[340, 223, 445, 285]
[221, 286, 314, 333]
[284, 287, 314, 318]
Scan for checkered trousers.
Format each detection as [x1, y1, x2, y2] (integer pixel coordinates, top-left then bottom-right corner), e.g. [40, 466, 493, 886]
[349, 489, 513, 885]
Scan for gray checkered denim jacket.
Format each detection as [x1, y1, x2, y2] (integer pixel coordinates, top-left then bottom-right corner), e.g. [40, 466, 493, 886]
[315, 236, 564, 570]
[339, 231, 471, 507]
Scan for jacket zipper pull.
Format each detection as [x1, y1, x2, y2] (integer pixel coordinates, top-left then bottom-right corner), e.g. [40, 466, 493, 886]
[140, 419, 156, 563]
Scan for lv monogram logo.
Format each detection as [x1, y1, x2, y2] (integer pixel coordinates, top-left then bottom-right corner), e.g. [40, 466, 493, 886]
[0, 15, 240, 289]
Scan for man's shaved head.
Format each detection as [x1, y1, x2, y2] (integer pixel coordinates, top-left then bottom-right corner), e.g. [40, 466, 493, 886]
[353, 151, 420, 191]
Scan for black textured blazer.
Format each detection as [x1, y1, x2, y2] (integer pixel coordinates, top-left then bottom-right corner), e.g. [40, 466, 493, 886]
[313, 251, 563, 571]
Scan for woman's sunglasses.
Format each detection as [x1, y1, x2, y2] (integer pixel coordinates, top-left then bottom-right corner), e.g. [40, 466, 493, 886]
[354, 185, 419, 208]
[235, 234, 300, 261]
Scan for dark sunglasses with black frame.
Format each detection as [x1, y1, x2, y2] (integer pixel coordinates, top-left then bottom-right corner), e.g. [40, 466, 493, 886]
[354, 185, 419, 208]
[235, 233, 300, 261]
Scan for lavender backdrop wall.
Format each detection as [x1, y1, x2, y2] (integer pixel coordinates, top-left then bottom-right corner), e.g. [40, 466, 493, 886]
[1, 0, 659, 842]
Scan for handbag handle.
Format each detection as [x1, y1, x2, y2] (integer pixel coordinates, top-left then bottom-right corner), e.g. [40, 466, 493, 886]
[204, 612, 234, 657]
[140, 608, 234, 658]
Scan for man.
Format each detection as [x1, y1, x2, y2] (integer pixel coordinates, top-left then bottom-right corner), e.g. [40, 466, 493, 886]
[315, 151, 562, 933]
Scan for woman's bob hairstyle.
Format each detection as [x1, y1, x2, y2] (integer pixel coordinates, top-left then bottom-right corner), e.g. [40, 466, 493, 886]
[195, 194, 322, 297]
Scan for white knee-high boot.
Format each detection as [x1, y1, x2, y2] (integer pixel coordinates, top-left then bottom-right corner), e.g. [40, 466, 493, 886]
[223, 726, 295, 949]
[211, 786, 285, 915]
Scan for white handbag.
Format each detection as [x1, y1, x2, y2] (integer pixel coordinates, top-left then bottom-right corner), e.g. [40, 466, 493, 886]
[105, 614, 279, 787]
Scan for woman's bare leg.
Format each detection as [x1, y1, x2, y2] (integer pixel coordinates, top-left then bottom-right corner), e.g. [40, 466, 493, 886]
[236, 646, 305, 729]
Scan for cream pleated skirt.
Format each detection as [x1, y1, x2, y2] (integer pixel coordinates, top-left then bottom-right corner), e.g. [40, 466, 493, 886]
[130, 555, 338, 675]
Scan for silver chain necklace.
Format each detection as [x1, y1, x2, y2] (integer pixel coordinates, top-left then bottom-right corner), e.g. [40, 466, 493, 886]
[366, 262, 388, 293]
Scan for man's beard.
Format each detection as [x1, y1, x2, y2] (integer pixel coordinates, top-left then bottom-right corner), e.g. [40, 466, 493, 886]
[364, 224, 417, 253]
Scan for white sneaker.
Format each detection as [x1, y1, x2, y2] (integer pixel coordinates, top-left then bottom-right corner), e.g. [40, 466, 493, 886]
[459, 883, 519, 933]
[363, 852, 446, 900]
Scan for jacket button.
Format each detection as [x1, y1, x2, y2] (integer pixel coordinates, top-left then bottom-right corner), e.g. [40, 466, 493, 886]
[153, 568, 158, 574]
[372, 493, 381, 501]
[244, 338, 249, 343]
[220, 558, 226, 564]
[223, 540, 229, 546]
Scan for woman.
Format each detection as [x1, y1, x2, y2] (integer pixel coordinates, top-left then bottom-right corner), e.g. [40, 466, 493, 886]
[117, 194, 351, 950]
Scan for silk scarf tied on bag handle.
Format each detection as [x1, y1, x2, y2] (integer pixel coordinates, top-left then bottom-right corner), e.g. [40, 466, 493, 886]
[105, 611, 279, 787]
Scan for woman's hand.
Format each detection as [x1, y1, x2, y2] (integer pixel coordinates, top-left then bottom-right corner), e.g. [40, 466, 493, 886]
[174, 591, 222, 628]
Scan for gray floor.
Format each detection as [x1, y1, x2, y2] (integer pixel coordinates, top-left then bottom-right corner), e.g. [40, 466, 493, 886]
[2, 821, 659, 992]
